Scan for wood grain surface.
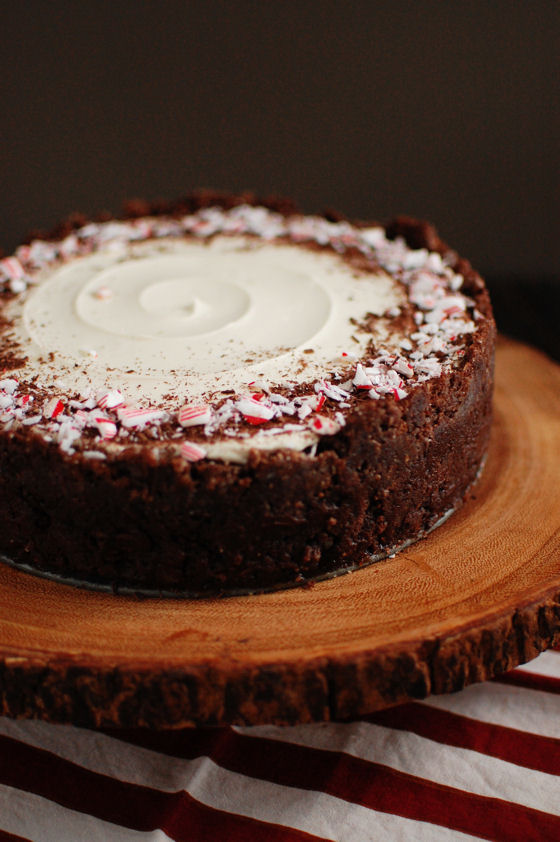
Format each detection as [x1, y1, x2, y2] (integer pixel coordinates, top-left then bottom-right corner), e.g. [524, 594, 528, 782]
[0, 337, 558, 729]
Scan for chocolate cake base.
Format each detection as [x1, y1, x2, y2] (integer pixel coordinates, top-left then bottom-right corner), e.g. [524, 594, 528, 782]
[0, 507, 463, 598]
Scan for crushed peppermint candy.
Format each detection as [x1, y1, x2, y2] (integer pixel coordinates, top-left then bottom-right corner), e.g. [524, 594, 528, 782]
[178, 404, 212, 427]
[353, 364, 374, 390]
[181, 441, 207, 462]
[310, 415, 343, 435]
[43, 397, 64, 419]
[0, 379, 19, 395]
[97, 389, 124, 410]
[117, 406, 166, 428]
[235, 397, 276, 425]
[315, 380, 350, 403]
[0, 202, 488, 459]
[389, 357, 415, 379]
[57, 422, 82, 453]
[0, 258, 27, 294]
[91, 416, 118, 439]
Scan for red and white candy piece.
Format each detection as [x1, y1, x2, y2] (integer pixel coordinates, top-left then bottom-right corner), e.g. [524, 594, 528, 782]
[0, 378, 18, 395]
[117, 406, 165, 428]
[73, 409, 89, 427]
[92, 415, 118, 439]
[247, 380, 269, 393]
[391, 386, 408, 401]
[315, 380, 350, 402]
[443, 303, 464, 318]
[236, 397, 275, 425]
[10, 278, 27, 293]
[180, 441, 207, 462]
[391, 357, 414, 379]
[352, 364, 373, 390]
[314, 392, 326, 412]
[97, 389, 124, 410]
[178, 403, 212, 427]
[43, 397, 64, 419]
[59, 233, 79, 258]
[309, 414, 340, 436]
[0, 257, 25, 281]
[297, 402, 313, 420]
[334, 350, 358, 363]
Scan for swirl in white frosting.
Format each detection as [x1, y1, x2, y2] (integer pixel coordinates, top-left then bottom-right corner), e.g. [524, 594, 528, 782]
[18, 236, 402, 403]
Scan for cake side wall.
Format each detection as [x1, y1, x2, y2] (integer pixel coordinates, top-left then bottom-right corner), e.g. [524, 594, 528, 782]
[0, 320, 494, 594]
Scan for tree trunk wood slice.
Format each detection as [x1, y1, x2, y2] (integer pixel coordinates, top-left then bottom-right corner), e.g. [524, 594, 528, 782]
[0, 337, 558, 729]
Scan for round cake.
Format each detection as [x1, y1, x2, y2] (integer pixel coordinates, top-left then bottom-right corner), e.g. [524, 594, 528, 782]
[0, 192, 495, 595]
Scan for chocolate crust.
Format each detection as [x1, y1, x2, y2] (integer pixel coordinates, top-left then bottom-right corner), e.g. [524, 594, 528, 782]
[0, 195, 496, 594]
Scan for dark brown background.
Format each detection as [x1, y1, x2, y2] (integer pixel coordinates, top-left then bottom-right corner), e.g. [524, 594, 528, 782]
[1, 1, 559, 354]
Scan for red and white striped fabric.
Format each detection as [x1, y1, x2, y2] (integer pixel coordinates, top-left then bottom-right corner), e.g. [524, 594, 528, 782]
[0, 650, 559, 841]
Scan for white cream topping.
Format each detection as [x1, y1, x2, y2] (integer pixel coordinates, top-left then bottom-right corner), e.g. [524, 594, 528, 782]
[204, 429, 318, 465]
[14, 236, 402, 404]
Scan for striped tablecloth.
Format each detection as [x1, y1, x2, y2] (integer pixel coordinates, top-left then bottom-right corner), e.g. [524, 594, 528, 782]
[0, 650, 558, 841]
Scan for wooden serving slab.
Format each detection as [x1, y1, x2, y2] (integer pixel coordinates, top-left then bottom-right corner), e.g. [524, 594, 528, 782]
[0, 337, 558, 729]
